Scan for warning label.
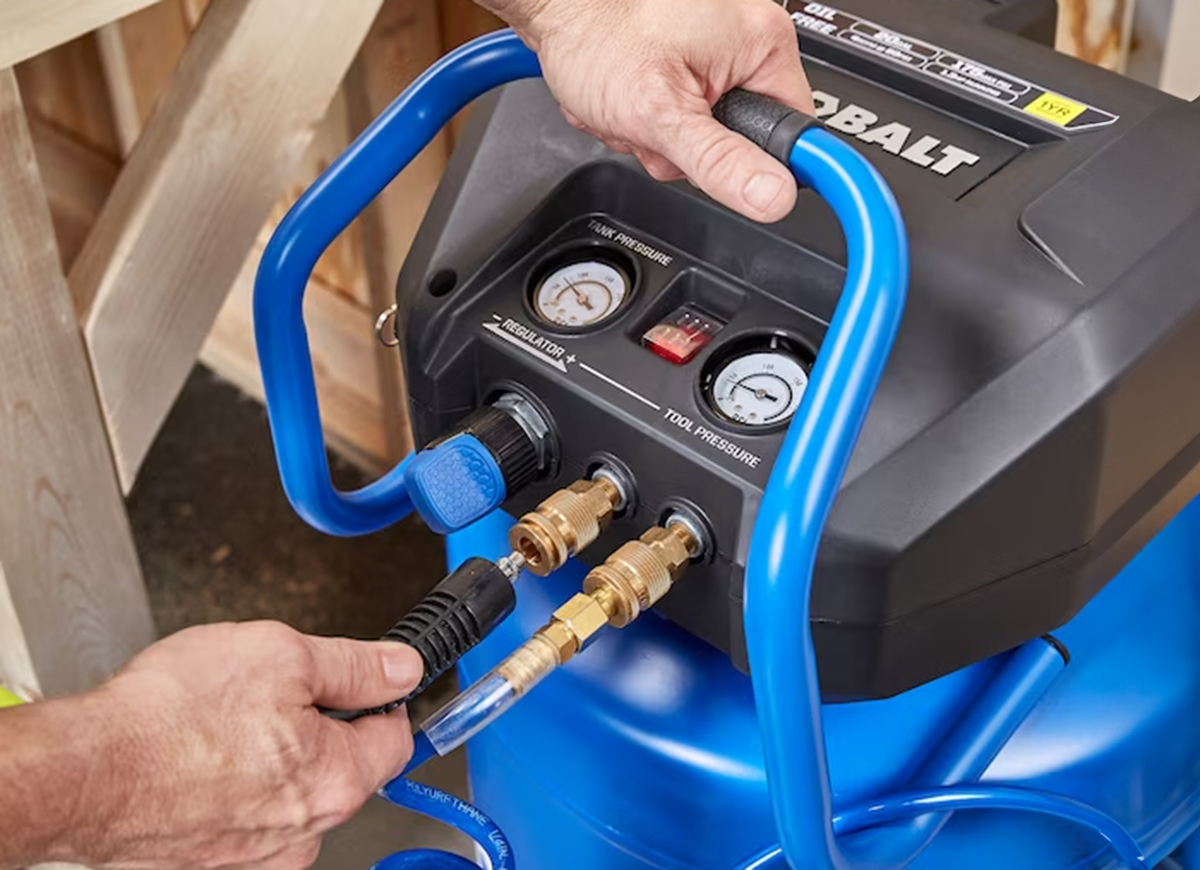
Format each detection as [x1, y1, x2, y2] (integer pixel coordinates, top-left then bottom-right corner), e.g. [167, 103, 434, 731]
[788, 2, 1119, 132]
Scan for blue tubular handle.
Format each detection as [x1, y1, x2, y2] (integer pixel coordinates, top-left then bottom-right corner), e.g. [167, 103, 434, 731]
[253, 31, 541, 536]
[742, 127, 909, 870]
[739, 125, 1146, 870]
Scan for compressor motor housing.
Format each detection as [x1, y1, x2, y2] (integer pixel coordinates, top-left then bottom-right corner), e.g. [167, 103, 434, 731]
[397, 0, 1200, 701]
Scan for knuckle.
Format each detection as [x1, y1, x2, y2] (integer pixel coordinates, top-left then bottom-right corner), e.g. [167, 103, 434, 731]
[749, 0, 794, 37]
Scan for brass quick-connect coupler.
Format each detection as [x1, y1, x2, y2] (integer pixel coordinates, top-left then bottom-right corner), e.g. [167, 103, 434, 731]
[508, 476, 623, 576]
[583, 522, 699, 627]
[492, 520, 700, 697]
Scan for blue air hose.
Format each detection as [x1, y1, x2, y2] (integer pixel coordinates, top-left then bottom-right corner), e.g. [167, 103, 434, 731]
[253, 28, 1148, 870]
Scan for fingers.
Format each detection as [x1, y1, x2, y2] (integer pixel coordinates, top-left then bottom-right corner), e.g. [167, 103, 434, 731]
[344, 711, 418, 789]
[650, 111, 798, 222]
[304, 636, 423, 711]
[739, 7, 816, 117]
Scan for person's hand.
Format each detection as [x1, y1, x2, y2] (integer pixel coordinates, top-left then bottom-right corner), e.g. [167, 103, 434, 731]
[491, 0, 814, 222]
[64, 622, 421, 870]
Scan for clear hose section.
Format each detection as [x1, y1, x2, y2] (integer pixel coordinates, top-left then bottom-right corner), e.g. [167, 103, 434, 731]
[415, 633, 562, 762]
[421, 673, 519, 757]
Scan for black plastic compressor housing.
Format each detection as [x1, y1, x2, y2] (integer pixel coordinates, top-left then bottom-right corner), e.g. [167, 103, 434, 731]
[396, 0, 1200, 700]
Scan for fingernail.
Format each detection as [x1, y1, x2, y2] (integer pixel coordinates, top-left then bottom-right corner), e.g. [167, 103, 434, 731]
[743, 172, 785, 214]
[380, 644, 422, 687]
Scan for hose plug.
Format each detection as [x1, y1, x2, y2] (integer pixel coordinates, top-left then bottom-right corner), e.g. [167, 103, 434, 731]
[405, 393, 550, 534]
[323, 554, 522, 721]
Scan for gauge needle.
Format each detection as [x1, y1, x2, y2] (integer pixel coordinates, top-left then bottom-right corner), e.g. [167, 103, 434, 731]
[736, 382, 781, 403]
[560, 280, 594, 311]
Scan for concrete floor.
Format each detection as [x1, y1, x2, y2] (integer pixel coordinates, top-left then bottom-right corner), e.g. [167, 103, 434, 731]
[127, 366, 474, 867]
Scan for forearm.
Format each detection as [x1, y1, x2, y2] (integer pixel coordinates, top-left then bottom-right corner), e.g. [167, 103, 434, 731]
[0, 691, 122, 869]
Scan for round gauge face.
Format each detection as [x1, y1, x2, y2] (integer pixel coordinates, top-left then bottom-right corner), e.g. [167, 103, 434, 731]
[708, 350, 809, 427]
[533, 260, 630, 328]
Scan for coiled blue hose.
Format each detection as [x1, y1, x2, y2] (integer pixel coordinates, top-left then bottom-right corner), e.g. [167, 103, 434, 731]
[736, 786, 1147, 870]
[375, 778, 514, 870]
[255, 27, 1149, 870]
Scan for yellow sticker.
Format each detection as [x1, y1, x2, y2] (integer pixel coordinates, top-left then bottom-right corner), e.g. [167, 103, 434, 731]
[0, 686, 24, 708]
[1025, 92, 1087, 126]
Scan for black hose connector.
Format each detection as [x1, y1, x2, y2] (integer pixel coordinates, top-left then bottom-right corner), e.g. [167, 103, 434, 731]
[712, 88, 821, 165]
[324, 557, 517, 720]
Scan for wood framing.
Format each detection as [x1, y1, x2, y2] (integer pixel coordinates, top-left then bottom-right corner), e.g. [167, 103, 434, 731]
[0, 70, 154, 700]
[68, 0, 385, 492]
[345, 0, 451, 461]
[1159, 0, 1200, 100]
[1056, 0, 1137, 72]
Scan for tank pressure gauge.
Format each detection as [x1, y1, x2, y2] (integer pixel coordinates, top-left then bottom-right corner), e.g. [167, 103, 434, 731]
[533, 260, 630, 328]
[704, 335, 811, 428]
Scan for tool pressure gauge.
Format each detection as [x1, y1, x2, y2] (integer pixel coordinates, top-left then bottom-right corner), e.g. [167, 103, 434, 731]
[532, 259, 631, 329]
[703, 335, 811, 428]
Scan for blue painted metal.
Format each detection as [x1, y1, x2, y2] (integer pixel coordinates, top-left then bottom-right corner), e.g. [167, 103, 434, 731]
[253, 30, 540, 537]
[451, 492, 1200, 870]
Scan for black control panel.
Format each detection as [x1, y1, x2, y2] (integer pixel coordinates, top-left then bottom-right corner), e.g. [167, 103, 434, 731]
[398, 0, 1200, 699]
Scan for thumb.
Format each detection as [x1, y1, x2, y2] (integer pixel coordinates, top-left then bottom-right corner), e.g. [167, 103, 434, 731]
[656, 111, 798, 222]
[304, 636, 423, 710]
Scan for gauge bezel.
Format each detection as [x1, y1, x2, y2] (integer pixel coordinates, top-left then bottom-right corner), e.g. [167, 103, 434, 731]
[698, 332, 815, 433]
[524, 242, 640, 334]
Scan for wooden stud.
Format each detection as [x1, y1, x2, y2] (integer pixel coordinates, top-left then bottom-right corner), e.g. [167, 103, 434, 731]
[96, 1, 193, 156]
[437, 0, 505, 147]
[0, 0, 164, 70]
[345, 0, 452, 460]
[68, 0, 385, 492]
[0, 70, 154, 700]
[27, 116, 121, 269]
[1056, 0, 1137, 72]
[14, 33, 121, 158]
[201, 226, 390, 473]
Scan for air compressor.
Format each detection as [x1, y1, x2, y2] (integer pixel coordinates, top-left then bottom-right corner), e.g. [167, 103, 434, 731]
[253, 1, 1200, 868]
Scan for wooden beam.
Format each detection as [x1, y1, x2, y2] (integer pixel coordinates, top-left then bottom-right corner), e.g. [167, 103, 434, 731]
[0, 0, 165, 70]
[1159, 0, 1200, 100]
[345, 0, 450, 461]
[68, 0, 385, 492]
[0, 70, 154, 700]
[1056, 0, 1137, 72]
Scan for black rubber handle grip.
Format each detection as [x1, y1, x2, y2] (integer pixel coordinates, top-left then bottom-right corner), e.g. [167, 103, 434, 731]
[712, 89, 820, 164]
[324, 557, 516, 721]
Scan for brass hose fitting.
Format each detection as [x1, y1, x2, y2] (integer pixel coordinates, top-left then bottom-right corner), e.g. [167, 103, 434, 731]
[495, 521, 701, 696]
[508, 476, 623, 576]
[584, 522, 698, 627]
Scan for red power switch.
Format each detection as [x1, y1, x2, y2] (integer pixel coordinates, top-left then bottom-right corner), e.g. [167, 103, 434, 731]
[642, 305, 725, 364]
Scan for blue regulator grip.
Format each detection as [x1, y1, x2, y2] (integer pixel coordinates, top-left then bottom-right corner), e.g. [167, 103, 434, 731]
[404, 435, 507, 536]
